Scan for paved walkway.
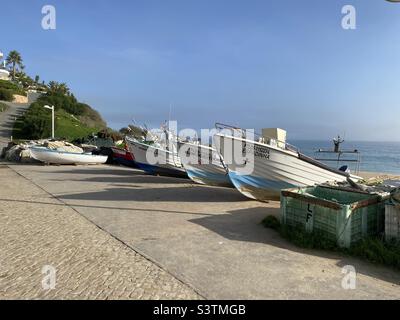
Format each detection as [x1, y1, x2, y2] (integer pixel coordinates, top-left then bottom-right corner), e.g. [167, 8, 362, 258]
[0, 101, 29, 151]
[5, 164, 400, 299]
[0, 165, 201, 299]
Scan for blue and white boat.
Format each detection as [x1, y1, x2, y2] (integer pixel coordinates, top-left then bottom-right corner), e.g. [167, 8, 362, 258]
[178, 141, 232, 188]
[214, 124, 361, 201]
[125, 136, 187, 178]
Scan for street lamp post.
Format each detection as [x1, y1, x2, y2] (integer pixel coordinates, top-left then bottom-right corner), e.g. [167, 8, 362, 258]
[44, 105, 55, 139]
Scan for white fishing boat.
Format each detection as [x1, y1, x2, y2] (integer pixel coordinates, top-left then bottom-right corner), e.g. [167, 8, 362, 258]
[214, 124, 361, 201]
[29, 146, 108, 165]
[178, 141, 232, 187]
[125, 136, 187, 178]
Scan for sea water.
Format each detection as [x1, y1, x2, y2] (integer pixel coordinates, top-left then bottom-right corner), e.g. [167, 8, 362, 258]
[290, 140, 400, 175]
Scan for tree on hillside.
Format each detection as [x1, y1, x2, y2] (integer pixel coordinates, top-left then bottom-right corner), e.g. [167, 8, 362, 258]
[48, 81, 70, 96]
[6, 50, 23, 80]
[18, 73, 35, 89]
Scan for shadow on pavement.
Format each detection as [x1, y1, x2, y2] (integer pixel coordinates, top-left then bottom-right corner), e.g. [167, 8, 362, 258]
[190, 206, 400, 286]
[58, 185, 248, 203]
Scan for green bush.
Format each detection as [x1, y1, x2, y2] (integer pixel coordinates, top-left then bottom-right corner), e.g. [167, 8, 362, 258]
[13, 83, 106, 140]
[0, 88, 14, 101]
[36, 94, 105, 127]
[349, 238, 400, 269]
[15, 102, 52, 139]
[261, 215, 281, 230]
[0, 79, 26, 96]
[13, 102, 102, 141]
[0, 79, 18, 90]
[36, 93, 81, 114]
[278, 225, 338, 251]
[262, 214, 400, 270]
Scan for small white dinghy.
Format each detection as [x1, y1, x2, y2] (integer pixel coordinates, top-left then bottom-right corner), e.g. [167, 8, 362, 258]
[29, 146, 108, 165]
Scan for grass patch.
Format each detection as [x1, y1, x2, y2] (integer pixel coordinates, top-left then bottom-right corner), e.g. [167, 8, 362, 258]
[349, 238, 400, 269]
[54, 109, 99, 140]
[35, 93, 106, 128]
[262, 215, 400, 270]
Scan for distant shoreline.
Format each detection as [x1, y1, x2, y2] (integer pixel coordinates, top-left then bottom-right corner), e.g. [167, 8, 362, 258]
[290, 140, 400, 144]
[359, 171, 400, 179]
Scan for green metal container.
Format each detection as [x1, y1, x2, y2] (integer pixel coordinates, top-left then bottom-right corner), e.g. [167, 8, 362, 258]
[281, 186, 385, 248]
[385, 199, 400, 242]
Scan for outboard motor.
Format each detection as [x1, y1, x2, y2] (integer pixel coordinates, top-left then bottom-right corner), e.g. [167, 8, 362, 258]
[339, 165, 349, 173]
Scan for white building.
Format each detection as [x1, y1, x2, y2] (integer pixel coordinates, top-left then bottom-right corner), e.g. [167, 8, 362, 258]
[0, 69, 9, 80]
[0, 51, 10, 80]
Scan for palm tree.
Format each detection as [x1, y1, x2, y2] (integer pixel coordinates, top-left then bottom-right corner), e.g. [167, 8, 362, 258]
[48, 81, 70, 95]
[58, 82, 70, 95]
[5, 50, 23, 80]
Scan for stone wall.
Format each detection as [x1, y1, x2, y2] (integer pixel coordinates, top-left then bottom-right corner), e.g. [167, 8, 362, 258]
[12, 94, 29, 104]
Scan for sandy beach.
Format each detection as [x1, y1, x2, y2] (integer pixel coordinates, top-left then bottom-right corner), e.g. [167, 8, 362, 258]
[359, 171, 400, 180]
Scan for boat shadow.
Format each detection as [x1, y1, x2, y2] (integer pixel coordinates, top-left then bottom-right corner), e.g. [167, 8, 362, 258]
[58, 184, 248, 203]
[60, 175, 190, 185]
[190, 206, 400, 286]
[12, 164, 189, 184]
[45, 167, 191, 185]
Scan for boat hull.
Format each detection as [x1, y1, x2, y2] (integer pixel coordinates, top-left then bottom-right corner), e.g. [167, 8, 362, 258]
[30, 147, 108, 165]
[214, 134, 350, 201]
[126, 137, 188, 178]
[185, 166, 232, 187]
[178, 142, 232, 187]
[111, 147, 137, 168]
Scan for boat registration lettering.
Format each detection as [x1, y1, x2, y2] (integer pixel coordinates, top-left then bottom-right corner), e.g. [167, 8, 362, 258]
[243, 143, 270, 159]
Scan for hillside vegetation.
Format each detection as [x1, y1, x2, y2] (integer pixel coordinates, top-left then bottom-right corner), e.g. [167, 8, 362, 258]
[2, 49, 108, 141]
[13, 82, 106, 140]
[0, 79, 26, 101]
[13, 105, 103, 140]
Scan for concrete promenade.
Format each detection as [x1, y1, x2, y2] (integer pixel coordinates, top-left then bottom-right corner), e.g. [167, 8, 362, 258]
[1, 163, 399, 299]
[0, 164, 201, 299]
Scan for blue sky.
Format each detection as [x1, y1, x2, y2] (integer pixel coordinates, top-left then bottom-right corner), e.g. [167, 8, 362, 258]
[1, 0, 400, 141]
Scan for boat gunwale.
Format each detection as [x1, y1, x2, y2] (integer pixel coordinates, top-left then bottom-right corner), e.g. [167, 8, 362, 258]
[125, 136, 177, 156]
[29, 146, 106, 158]
[214, 133, 351, 179]
[126, 136, 185, 170]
